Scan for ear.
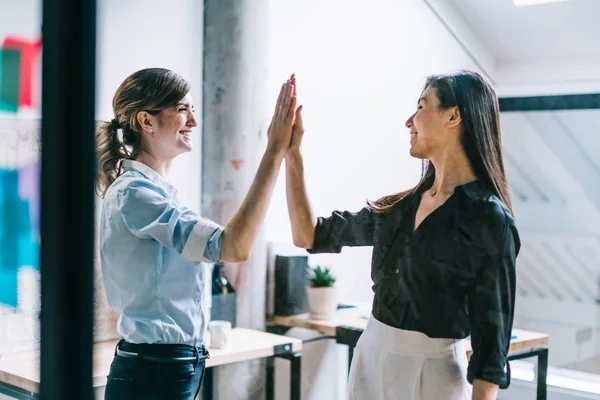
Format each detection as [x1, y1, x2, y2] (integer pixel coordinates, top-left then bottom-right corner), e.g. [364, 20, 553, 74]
[136, 111, 154, 134]
[446, 106, 462, 128]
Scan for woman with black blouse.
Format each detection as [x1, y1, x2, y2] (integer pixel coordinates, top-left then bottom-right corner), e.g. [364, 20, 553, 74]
[285, 71, 519, 400]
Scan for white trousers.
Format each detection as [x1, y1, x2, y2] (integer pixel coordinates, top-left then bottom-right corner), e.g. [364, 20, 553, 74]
[347, 315, 472, 400]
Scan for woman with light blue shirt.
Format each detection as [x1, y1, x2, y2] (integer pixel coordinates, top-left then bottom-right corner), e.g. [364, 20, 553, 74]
[96, 68, 299, 399]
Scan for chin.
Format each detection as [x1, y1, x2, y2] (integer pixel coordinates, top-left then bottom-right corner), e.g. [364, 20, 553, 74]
[171, 147, 192, 159]
[179, 142, 193, 153]
[409, 146, 426, 160]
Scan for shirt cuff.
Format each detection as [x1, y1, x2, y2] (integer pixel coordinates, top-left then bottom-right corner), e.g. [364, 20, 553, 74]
[181, 219, 223, 262]
[467, 353, 511, 389]
[306, 217, 333, 254]
[203, 226, 223, 263]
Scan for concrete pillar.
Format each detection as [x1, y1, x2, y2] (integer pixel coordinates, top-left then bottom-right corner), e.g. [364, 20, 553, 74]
[202, 0, 269, 398]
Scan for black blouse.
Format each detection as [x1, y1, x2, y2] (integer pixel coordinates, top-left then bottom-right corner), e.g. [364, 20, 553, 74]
[308, 178, 520, 389]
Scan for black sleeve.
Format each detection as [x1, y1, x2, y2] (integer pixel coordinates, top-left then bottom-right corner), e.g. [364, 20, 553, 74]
[307, 207, 376, 254]
[467, 204, 520, 389]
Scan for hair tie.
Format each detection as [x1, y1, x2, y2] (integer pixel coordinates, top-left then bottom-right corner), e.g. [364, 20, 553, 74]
[110, 118, 122, 129]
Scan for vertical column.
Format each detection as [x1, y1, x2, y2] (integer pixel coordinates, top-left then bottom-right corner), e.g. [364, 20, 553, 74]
[202, 0, 269, 398]
[40, 0, 96, 399]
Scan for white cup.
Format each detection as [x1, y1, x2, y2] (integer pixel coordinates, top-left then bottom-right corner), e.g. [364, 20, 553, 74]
[208, 320, 231, 349]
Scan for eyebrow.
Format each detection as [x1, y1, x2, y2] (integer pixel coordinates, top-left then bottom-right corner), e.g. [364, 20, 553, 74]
[176, 103, 195, 109]
[417, 97, 427, 105]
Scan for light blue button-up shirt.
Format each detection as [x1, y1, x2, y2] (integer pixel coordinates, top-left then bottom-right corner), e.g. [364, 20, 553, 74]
[99, 160, 223, 345]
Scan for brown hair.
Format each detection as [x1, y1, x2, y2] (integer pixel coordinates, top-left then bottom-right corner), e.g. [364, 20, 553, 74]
[95, 68, 190, 197]
[367, 70, 513, 216]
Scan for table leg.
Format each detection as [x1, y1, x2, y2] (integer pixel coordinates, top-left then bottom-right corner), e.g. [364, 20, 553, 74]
[289, 353, 302, 400]
[202, 366, 214, 400]
[537, 348, 548, 400]
[507, 348, 549, 400]
[348, 346, 354, 375]
[336, 325, 363, 377]
[273, 352, 302, 400]
[266, 356, 275, 400]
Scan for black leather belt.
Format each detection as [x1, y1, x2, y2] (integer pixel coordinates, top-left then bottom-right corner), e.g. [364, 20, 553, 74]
[115, 341, 210, 364]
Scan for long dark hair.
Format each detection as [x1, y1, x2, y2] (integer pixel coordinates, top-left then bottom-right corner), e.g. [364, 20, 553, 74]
[367, 70, 513, 216]
[95, 68, 190, 197]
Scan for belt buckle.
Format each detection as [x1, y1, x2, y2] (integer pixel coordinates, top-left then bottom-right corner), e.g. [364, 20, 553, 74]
[197, 345, 210, 361]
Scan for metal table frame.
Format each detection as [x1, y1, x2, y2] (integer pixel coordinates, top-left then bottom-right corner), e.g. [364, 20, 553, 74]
[269, 323, 549, 400]
[202, 341, 302, 400]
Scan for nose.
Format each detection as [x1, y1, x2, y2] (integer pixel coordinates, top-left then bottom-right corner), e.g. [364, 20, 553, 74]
[405, 112, 415, 129]
[188, 110, 198, 128]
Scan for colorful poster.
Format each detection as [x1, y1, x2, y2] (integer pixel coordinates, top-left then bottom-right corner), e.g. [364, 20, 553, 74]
[0, 35, 41, 114]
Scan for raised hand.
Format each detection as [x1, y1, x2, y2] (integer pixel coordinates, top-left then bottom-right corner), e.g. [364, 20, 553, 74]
[289, 74, 304, 153]
[267, 77, 297, 158]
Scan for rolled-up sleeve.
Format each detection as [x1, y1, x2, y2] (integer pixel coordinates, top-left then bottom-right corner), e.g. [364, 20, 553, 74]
[467, 207, 519, 389]
[308, 207, 375, 254]
[201, 226, 224, 263]
[118, 181, 223, 263]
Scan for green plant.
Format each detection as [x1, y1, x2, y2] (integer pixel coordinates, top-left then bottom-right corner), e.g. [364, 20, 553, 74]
[308, 265, 336, 288]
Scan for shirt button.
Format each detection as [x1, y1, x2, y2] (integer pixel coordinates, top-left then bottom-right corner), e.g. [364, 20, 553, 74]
[396, 269, 399, 274]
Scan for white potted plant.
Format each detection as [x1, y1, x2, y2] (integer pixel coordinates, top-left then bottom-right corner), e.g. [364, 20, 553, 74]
[306, 265, 337, 320]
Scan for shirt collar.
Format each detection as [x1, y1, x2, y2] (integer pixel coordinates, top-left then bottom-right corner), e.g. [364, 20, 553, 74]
[417, 174, 490, 202]
[454, 179, 490, 201]
[121, 159, 178, 198]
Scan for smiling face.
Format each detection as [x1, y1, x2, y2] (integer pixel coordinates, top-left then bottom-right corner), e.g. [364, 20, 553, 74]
[137, 92, 198, 161]
[405, 85, 462, 161]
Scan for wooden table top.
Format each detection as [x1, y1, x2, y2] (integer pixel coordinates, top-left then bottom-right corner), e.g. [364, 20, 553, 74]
[0, 328, 302, 394]
[270, 308, 549, 357]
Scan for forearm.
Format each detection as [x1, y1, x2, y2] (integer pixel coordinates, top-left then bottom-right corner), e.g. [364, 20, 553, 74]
[472, 379, 499, 400]
[285, 149, 316, 248]
[220, 147, 283, 262]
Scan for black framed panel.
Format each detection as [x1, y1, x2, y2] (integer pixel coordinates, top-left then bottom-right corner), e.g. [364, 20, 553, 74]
[499, 93, 600, 112]
[40, 0, 97, 399]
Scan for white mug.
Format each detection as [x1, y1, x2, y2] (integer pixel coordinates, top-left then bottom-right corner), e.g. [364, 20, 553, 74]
[209, 320, 231, 349]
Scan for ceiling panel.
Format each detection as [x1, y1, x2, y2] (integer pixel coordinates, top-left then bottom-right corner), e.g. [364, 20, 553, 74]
[443, 0, 600, 63]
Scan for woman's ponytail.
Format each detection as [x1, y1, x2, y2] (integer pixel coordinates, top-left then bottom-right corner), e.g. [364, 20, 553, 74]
[95, 120, 126, 198]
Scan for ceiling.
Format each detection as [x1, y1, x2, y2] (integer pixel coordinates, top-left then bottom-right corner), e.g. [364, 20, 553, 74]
[445, 0, 600, 64]
[425, 0, 600, 95]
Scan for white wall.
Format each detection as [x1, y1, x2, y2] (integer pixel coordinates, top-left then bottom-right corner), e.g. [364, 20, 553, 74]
[266, 0, 479, 398]
[96, 0, 204, 212]
[266, 0, 479, 310]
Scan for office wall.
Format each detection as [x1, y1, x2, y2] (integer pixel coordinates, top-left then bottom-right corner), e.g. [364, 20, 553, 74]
[96, 0, 204, 212]
[265, 0, 480, 398]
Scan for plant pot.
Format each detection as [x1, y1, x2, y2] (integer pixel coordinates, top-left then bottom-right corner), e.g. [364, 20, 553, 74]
[306, 286, 337, 320]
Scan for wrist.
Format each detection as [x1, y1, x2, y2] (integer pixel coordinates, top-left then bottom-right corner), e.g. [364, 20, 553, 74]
[285, 148, 303, 163]
[265, 144, 286, 162]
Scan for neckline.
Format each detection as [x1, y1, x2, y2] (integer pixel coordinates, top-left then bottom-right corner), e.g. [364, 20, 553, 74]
[121, 159, 178, 198]
[411, 190, 457, 235]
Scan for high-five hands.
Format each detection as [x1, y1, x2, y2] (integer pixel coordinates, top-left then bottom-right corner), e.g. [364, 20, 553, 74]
[267, 76, 297, 159]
